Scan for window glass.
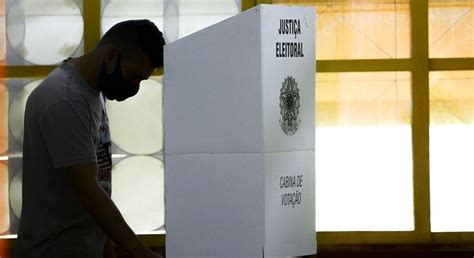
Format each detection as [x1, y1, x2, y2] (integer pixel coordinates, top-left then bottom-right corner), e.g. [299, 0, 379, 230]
[106, 77, 164, 233]
[176, 0, 239, 39]
[6, 0, 84, 65]
[4, 78, 41, 234]
[101, 0, 239, 42]
[429, 1, 474, 58]
[0, 80, 8, 235]
[0, 0, 6, 62]
[316, 72, 414, 231]
[101, 0, 164, 36]
[112, 156, 164, 233]
[274, 0, 410, 60]
[8, 79, 41, 145]
[9, 169, 21, 227]
[0, 163, 8, 235]
[430, 71, 474, 232]
[0, 81, 7, 155]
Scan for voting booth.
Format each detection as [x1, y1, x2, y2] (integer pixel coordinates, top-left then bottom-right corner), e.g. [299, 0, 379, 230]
[164, 4, 316, 257]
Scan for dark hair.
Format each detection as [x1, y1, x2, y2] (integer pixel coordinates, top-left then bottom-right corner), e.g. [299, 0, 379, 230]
[98, 19, 165, 68]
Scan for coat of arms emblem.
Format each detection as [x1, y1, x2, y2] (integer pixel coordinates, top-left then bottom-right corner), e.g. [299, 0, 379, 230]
[279, 76, 301, 136]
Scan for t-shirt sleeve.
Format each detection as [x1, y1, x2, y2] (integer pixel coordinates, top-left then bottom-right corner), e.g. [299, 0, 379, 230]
[39, 100, 97, 168]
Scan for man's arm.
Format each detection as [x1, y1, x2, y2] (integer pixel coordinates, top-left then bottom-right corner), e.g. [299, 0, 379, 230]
[67, 163, 159, 258]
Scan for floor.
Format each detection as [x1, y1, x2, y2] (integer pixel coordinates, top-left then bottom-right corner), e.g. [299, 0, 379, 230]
[114, 245, 474, 258]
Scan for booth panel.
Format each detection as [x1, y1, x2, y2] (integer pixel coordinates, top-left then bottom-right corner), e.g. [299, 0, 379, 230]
[165, 153, 265, 257]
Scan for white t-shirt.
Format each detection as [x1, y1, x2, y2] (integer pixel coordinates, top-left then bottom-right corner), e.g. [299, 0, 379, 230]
[14, 61, 111, 258]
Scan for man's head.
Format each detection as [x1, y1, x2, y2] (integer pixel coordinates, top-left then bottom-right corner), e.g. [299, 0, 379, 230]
[96, 19, 165, 101]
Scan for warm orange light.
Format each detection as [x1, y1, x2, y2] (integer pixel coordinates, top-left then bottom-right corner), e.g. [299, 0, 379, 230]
[0, 0, 5, 155]
[0, 237, 10, 258]
[0, 2, 8, 258]
[274, 0, 411, 60]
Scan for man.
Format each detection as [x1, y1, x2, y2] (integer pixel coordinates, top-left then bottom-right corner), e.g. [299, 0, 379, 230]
[14, 20, 165, 258]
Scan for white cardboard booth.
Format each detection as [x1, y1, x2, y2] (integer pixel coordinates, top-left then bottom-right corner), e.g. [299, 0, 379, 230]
[164, 4, 316, 258]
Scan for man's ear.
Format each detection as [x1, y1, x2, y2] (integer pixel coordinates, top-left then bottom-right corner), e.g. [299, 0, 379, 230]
[103, 47, 119, 73]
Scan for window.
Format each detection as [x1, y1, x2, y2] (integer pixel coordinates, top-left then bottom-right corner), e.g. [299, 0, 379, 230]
[430, 71, 474, 232]
[429, 1, 474, 58]
[313, 0, 410, 60]
[106, 77, 165, 233]
[101, 0, 239, 42]
[1, 78, 41, 233]
[316, 72, 413, 231]
[6, 0, 84, 65]
[274, 0, 474, 246]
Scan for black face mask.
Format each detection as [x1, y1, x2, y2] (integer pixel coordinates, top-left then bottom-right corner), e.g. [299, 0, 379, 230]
[99, 54, 139, 101]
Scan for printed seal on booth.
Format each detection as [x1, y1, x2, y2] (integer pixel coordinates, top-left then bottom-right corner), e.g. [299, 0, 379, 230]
[279, 76, 301, 136]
